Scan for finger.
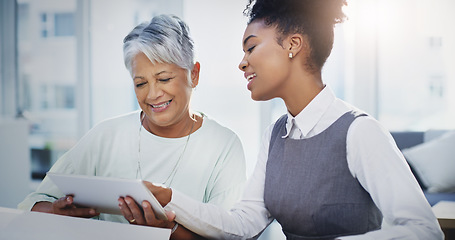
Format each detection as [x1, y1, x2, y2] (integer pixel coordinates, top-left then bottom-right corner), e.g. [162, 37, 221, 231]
[118, 197, 135, 223]
[53, 196, 73, 209]
[142, 201, 175, 228]
[124, 196, 146, 225]
[62, 207, 99, 218]
[52, 196, 76, 215]
[53, 196, 98, 218]
[142, 200, 157, 225]
[166, 210, 176, 222]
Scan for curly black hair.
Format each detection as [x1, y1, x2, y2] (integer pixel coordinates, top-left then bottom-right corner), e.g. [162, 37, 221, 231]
[244, 0, 347, 72]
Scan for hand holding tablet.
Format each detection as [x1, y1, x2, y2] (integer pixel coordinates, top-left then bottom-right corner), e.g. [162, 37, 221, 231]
[46, 172, 168, 221]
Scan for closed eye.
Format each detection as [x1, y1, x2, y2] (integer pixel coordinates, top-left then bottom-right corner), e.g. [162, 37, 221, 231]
[247, 45, 256, 53]
[158, 78, 172, 82]
[135, 82, 147, 88]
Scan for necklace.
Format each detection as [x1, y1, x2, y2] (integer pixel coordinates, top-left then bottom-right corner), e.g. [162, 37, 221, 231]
[137, 112, 196, 186]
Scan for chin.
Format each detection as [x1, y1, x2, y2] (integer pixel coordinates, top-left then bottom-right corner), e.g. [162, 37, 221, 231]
[148, 113, 174, 126]
[251, 92, 272, 102]
[250, 92, 260, 101]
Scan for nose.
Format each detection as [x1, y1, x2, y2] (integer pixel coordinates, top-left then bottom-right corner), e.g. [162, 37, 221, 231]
[146, 83, 164, 100]
[238, 55, 248, 72]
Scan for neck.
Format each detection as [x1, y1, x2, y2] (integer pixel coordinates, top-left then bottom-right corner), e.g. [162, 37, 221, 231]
[281, 69, 324, 117]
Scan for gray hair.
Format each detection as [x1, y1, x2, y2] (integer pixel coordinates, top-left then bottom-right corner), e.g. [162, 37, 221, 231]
[123, 14, 195, 83]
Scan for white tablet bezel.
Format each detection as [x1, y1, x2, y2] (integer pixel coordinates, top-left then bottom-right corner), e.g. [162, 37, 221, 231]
[46, 173, 168, 220]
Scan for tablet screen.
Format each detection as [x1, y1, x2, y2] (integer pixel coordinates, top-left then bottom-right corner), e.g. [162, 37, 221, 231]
[46, 173, 168, 220]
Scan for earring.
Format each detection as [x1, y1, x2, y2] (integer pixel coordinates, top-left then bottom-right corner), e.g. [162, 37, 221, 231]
[289, 53, 293, 59]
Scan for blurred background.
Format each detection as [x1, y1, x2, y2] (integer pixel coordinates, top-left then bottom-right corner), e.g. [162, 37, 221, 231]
[1, 0, 454, 238]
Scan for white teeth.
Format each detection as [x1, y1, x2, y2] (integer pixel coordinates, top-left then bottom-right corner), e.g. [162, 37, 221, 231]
[152, 100, 171, 108]
[247, 73, 257, 82]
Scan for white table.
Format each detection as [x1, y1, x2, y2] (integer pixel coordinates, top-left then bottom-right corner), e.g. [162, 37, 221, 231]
[432, 201, 455, 240]
[0, 207, 170, 240]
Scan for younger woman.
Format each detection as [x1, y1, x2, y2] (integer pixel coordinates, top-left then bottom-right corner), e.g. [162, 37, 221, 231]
[122, 1, 443, 239]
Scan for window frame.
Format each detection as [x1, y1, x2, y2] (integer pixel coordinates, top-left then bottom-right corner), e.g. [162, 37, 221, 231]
[0, 0, 19, 118]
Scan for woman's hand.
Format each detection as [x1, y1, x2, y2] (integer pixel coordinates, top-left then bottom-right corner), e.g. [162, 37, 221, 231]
[32, 195, 99, 218]
[118, 182, 205, 239]
[142, 181, 172, 206]
[118, 180, 174, 226]
[118, 196, 176, 228]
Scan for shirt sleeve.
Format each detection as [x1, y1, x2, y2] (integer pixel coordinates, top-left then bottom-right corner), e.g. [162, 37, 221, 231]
[340, 116, 444, 240]
[165, 125, 275, 239]
[17, 125, 100, 210]
[203, 133, 247, 210]
[17, 151, 75, 210]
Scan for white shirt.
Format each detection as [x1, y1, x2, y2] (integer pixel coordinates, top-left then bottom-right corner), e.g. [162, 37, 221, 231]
[18, 110, 247, 223]
[166, 86, 443, 240]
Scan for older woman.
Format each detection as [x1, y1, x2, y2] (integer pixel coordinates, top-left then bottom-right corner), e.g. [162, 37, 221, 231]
[18, 14, 246, 239]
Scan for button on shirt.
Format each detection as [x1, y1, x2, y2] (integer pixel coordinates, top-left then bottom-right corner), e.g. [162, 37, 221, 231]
[166, 86, 443, 240]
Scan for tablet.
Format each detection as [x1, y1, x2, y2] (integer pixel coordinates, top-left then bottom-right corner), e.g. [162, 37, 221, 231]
[46, 172, 168, 220]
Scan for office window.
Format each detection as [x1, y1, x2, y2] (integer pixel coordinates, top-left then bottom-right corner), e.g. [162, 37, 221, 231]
[54, 13, 74, 37]
[18, 0, 78, 179]
[371, 0, 455, 130]
[15, 0, 183, 181]
[55, 85, 75, 109]
[39, 12, 75, 38]
[18, 3, 30, 40]
[40, 13, 49, 38]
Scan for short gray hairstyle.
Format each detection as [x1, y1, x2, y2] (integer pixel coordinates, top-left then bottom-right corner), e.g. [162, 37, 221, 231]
[123, 14, 195, 83]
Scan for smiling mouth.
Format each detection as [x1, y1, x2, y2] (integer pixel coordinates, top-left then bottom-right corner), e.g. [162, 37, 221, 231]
[151, 100, 172, 108]
[247, 73, 257, 82]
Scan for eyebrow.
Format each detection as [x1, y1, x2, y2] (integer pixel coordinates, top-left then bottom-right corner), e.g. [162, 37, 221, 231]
[243, 35, 256, 47]
[133, 70, 172, 81]
[155, 70, 169, 76]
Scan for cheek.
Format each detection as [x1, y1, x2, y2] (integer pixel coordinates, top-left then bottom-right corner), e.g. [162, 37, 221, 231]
[134, 89, 147, 102]
[170, 80, 192, 97]
[176, 87, 193, 106]
[253, 47, 285, 72]
[257, 57, 287, 82]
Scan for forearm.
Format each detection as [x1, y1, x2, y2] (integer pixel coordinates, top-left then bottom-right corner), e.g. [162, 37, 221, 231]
[166, 190, 271, 239]
[171, 224, 206, 240]
[141, 186, 204, 239]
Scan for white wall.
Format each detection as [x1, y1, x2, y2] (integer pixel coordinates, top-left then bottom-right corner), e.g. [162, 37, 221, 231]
[183, 0, 262, 174]
[0, 119, 31, 208]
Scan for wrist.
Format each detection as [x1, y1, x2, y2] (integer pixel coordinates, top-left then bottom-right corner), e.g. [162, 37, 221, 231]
[156, 187, 172, 207]
[171, 222, 178, 234]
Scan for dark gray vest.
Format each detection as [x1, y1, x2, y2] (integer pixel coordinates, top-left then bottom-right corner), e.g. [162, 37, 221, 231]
[264, 111, 382, 240]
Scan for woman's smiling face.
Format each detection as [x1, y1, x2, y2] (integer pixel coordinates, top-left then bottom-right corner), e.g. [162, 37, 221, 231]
[239, 19, 292, 101]
[132, 52, 196, 130]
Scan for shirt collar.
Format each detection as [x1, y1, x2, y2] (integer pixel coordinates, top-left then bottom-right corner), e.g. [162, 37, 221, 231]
[283, 85, 336, 138]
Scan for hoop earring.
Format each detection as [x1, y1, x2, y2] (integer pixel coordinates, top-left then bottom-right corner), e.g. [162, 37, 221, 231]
[289, 53, 293, 59]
